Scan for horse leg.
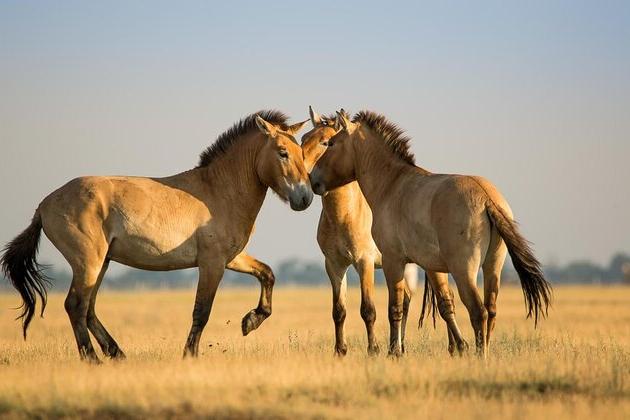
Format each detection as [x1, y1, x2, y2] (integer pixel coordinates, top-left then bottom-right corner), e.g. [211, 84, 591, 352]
[183, 261, 224, 358]
[482, 231, 507, 352]
[354, 257, 379, 355]
[86, 259, 126, 359]
[451, 266, 488, 358]
[401, 284, 411, 353]
[427, 271, 468, 355]
[65, 261, 103, 363]
[227, 252, 275, 336]
[382, 255, 406, 357]
[325, 257, 349, 356]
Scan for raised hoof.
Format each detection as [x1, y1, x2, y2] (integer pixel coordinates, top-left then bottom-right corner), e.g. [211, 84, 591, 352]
[241, 309, 268, 336]
[367, 343, 380, 356]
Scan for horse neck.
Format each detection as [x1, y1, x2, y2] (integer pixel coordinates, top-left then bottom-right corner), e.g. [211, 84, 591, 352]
[322, 182, 363, 220]
[202, 133, 268, 216]
[353, 130, 416, 209]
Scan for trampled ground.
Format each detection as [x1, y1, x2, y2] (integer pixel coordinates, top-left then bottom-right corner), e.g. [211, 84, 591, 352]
[0, 285, 629, 419]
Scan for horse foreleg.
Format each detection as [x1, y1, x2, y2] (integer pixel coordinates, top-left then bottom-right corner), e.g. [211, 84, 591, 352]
[355, 257, 379, 355]
[183, 261, 224, 358]
[325, 257, 349, 356]
[227, 252, 275, 336]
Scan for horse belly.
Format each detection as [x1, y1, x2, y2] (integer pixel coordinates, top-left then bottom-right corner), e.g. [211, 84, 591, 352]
[107, 212, 203, 271]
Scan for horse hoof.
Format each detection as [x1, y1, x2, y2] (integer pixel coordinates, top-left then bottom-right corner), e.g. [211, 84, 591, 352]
[84, 356, 102, 365]
[457, 340, 470, 356]
[367, 344, 380, 356]
[241, 310, 265, 336]
[388, 348, 403, 358]
[109, 348, 127, 361]
[335, 345, 348, 357]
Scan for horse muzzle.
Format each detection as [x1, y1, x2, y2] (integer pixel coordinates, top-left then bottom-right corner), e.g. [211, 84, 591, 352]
[289, 183, 313, 211]
[309, 169, 326, 196]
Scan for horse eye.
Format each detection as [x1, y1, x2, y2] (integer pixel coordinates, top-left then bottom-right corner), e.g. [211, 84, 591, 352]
[327, 140, 335, 147]
[321, 141, 329, 146]
[279, 150, 289, 159]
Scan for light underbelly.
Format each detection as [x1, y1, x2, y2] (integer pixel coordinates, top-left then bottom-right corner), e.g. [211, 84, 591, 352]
[107, 233, 199, 271]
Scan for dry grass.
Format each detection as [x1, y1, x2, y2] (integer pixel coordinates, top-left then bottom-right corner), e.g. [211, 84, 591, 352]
[0, 285, 629, 419]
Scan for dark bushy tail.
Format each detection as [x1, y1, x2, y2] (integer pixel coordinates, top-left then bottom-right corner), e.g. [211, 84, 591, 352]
[418, 272, 437, 329]
[486, 203, 552, 325]
[0, 211, 50, 338]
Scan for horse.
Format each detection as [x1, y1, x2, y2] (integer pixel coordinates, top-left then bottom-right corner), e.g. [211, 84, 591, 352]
[310, 110, 552, 357]
[301, 107, 424, 355]
[302, 107, 464, 356]
[1, 110, 312, 362]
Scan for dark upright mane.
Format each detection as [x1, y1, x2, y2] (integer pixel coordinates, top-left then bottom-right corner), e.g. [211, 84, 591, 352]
[197, 110, 290, 167]
[353, 111, 415, 166]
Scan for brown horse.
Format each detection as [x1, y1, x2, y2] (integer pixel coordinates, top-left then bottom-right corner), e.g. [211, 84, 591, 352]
[301, 107, 427, 356]
[1, 110, 312, 362]
[310, 110, 552, 357]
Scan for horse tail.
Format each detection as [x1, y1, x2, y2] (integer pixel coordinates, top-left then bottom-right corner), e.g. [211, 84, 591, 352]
[418, 272, 437, 329]
[0, 210, 50, 338]
[485, 202, 552, 326]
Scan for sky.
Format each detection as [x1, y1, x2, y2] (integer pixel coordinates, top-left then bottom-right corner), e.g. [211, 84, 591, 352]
[1, 1, 629, 274]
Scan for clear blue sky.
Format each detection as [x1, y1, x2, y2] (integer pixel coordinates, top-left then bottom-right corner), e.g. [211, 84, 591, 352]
[1, 1, 629, 272]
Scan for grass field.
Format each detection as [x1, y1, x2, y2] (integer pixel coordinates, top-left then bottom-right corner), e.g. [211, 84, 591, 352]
[0, 285, 629, 419]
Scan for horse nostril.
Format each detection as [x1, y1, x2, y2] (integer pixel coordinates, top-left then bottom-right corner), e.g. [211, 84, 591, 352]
[302, 193, 312, 208]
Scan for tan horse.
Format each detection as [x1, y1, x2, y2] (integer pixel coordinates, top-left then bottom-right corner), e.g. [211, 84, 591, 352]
[301, 107, 426, 356]
[1, 110, 312, 362]
[303, 107, 463, 356]
[310, 110, 552, 357]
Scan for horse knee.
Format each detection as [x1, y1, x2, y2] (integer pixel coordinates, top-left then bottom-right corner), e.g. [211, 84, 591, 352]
[388, 304, 403, 322]
[437, 296, 455, 319]
[64, 293, 85, 319]
[471, 306, 488, 327]
[360, 302, 376, 325]
[333, 303, 346, 325]
[259, 265, 275, 288]
[485, 303, 497, 321]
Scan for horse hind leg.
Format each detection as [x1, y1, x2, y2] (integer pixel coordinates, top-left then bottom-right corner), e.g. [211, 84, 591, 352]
[65, 260, 104, 363]
[482, 231, 507, 351]
[87, 259, 126, 359]
[442, 286, 459, 356]
[427, 271, 468, 355]
[451, 265, 488, 358]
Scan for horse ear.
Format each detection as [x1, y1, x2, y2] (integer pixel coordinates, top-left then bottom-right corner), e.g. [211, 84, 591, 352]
[255, 115, 278, 138]
[286, 119, 309, 135]
[336, 110, 355, 133]
[309, 105, 322, 126]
